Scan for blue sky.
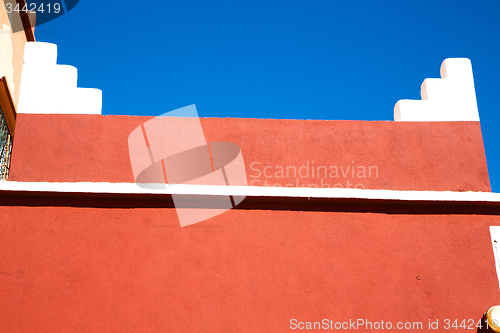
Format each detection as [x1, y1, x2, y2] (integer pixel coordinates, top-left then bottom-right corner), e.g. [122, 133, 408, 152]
[35, 0, 500, 191]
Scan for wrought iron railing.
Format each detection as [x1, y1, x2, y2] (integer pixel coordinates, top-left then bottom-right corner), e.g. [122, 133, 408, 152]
[0, 104, 13, 180]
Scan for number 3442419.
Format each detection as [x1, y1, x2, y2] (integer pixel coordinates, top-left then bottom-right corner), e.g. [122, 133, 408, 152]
[5, 2, 61, 14]
[443, 318, 499, 330]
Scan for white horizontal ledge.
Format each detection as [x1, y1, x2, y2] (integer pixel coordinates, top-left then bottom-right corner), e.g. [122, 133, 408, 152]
[1, 181, 500, 204]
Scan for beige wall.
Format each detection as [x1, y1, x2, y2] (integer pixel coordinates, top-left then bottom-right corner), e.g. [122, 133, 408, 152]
[0, 0, 30, 108]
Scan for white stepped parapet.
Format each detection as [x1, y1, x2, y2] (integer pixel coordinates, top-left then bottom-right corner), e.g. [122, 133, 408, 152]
[17, 42, 102, 115]
[394, 58, 480, 122]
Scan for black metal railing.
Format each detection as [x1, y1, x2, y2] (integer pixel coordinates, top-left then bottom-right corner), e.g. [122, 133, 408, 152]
[0, 104, 13, 180]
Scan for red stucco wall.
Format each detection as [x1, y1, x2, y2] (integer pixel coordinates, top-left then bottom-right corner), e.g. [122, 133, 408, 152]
[0, 204, 499, 332]
[2, 114, 498, 331]
[9, 114, 491, 192]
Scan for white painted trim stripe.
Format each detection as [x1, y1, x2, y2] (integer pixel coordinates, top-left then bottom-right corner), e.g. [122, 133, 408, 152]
[1, 181, 500, 204]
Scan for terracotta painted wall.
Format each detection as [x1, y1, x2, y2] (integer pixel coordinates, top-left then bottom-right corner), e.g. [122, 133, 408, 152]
[2, 114, 499, 331]
[9, 114, 491, 192]
[0, 204, 499, 332]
